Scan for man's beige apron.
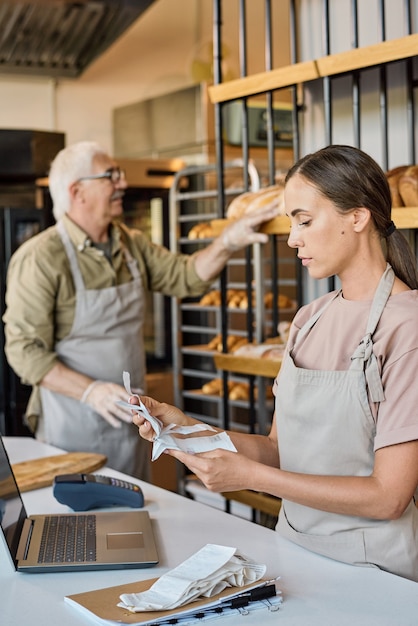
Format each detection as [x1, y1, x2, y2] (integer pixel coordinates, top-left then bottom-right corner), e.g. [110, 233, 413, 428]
[39, 220, 150, 480]
[275, 265, 418, 581]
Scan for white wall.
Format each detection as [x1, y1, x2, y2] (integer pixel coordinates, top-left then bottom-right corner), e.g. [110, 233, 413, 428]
[0, 0, 290, 154]
[298, 0, 418, 168]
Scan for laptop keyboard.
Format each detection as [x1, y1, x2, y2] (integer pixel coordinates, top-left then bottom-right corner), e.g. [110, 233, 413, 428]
[37, 515, 97, 563]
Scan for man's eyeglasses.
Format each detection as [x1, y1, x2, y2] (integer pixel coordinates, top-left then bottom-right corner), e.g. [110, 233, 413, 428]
[77, 167, 126, 184]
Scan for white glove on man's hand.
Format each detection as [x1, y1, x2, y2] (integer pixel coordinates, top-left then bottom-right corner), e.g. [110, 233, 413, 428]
[81, 380, 134, 428]
[221, 200, 279, 252]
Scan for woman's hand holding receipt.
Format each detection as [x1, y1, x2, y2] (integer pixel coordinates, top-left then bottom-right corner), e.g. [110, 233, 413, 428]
[121, 372, 237, 461]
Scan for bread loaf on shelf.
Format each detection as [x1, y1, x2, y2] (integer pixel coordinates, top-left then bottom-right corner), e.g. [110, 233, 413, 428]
[199, 289, 294, 310]
[234, 340, 285, 361]
[398, 165, 418, 207]
[226, 183, 285, 219]
[264, 292, 294, 309]
[188, 222, 214, 239]
[207, 333, 248, 353]
[200, 378, 272, 400]
[386, 165, 408, 207]
[199, 290, 222, 306]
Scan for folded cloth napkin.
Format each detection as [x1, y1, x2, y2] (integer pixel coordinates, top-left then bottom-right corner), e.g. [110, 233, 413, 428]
[118, 544, 267, 613]
[118, 372, 237, 461]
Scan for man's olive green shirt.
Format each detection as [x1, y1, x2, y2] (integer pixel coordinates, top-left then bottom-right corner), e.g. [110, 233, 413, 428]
[3, 214, 212, 387]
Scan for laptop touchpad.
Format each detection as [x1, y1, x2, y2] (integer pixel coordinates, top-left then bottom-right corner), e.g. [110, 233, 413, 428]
[107, 532, 144, 550]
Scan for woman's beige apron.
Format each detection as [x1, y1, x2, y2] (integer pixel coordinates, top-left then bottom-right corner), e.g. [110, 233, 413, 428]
[275, 265, 418, 581]
[39, 220, 150, 480]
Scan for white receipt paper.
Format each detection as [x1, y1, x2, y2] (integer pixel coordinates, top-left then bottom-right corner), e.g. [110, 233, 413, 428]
[118, 371, 237, 461]
[118, 543, 267, 612]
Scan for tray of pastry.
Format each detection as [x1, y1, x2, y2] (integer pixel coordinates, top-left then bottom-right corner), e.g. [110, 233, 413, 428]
[213, 336, 286, 378]
[189, 378, 274, 401]
[213, 353, 282, 378]
[198, 289, 296, 311]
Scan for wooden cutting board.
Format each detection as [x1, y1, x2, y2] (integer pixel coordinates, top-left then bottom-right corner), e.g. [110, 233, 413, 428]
[11, 452, 107, 493]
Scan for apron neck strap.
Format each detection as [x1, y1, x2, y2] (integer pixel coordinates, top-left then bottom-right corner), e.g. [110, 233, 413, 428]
[349, 264, 395, 403]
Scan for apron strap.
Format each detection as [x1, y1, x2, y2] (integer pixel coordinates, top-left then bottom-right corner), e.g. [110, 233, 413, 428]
[56, 219, 85, 291]
[290, 290, 340, 352]
[122, 245, 141, 280]
[350, 264, 395, 403]
[56, 219, 141, 288]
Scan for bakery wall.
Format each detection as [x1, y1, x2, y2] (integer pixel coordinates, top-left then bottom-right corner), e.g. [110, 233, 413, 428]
[0, 0, 291, 153]
[297, 0, 418, 167]
[0, 0, 413, 164]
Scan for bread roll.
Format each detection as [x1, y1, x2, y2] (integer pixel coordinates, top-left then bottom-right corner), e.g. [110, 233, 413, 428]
[264, 292, 293, 309]
[207, 333, 221, 350]
[399, 165, 418, 206]
[199, 290, 221, 306]
[229, 382, 249, 401]
[197, 225, 213, 239]
[217, 335, 244, 352]
[188, 223, 207, 239]
[229, 337, 249, 353]
[202, 379, 234, 396]
[227, 289, 246, 308]
[201, 378, 223, 395]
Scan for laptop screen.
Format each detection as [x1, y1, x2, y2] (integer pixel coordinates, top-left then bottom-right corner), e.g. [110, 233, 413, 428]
[0, 436, 27, 564]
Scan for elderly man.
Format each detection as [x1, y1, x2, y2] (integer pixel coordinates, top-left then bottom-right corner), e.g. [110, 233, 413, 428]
[3, 141, 278, 480]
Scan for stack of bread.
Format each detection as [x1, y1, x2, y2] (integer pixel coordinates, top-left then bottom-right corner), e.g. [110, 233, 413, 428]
[386, 165, 418, 207]
[207, 333, 248, 353]
[232, 320, 291, 361]
[187, 182, 285, 240]
[225, 182, 285, 219]
[200, 378, 273, 400]
[199, 289, 294, 310]
[206, 321, 290, 362]
[187, 222, 216, 239]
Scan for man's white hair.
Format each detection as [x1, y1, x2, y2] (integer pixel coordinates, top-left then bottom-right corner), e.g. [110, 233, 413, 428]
[48, 141, 109, 221]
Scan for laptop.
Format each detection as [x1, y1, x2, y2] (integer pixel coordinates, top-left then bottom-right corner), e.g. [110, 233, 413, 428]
[0, 435, 159, 573]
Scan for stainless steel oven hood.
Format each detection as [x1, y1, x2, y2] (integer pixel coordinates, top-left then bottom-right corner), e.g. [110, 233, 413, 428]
[0, 1, 156, 78]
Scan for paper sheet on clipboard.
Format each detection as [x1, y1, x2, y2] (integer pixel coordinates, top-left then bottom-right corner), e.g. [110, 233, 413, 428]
[117, 372, 237, 461]
[65, 544, 282, 625]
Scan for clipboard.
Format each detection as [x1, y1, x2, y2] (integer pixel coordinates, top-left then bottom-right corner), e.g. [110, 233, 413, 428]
[65, 577, 281, 625]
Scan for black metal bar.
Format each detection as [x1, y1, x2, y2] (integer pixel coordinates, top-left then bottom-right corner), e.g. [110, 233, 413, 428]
[322, 0, 332, 145]
[378, 0, 389, 169]
[289, 0, 301, 161]
[263, 0, 279, 340]
[264, 0, 276, 185]
[322, 0, 334, 291]
[405, 0, 415, 164]
[351, 0, 361, 147]
[238, 0, 250, 190]
[212, 0, 230, 445]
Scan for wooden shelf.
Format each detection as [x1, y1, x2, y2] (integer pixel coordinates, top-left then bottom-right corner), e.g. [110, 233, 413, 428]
[209, 34, 418, 104]
[211, 208, 418, 236]
[316, 33, 418, 77]
[214, 353, 281, 378]
[209, 60, 318, 103]
[391, 207, 418, 229]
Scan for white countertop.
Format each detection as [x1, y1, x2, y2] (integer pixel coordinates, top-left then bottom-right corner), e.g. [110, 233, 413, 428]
[1, 436, 417, 626]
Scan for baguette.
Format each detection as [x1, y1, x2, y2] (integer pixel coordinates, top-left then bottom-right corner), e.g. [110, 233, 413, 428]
[226, 184, 285, 219]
